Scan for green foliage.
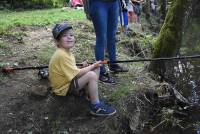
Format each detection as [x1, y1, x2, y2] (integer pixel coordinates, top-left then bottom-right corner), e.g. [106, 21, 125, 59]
[181, 18, 200, 55]
[0, 42, 8, 49]
[0, 8, 85, 34]
[141, 34, 156, 49]
[110, 84, 130, 101]
[51, 0, 66, 7]
[8, 0, 67, 8]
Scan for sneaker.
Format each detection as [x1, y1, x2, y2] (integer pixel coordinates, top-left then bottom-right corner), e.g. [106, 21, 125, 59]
[90, 102, 116, 116]
[99, 72, 116, 84]
[109, 63, 129, 73]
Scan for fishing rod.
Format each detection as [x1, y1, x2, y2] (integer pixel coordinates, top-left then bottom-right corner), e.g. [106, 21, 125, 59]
[1, 64, 83, 73]
[1, 55, 200, 74]
[1, 62, 88, 73]
[102, 55, 200, 64]
[1, 66, 48, 73]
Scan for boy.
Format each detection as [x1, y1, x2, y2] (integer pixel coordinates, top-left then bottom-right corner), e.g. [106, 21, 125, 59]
[49, 22, 116, 116]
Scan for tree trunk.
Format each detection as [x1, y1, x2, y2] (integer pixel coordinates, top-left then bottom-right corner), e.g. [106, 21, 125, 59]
[148, 0, 188, 78]
[160, 0, 168, 20]
[142, 0, 151, 20]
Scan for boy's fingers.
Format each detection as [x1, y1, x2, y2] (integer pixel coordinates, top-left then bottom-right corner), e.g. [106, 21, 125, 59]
[93, 61, 102, 67]
[100, 60, 108, 64]
[82, 61, 89, 67]
[97, 61, 102, 64]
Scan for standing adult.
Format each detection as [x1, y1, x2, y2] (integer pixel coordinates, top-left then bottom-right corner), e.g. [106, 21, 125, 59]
[90, 0, 128, 84]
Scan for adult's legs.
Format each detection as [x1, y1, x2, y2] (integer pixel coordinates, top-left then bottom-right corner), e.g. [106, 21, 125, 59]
[76, 68, 100, 104]
[90, 0, 109, 74]
[107, 2, 129, 73]
[107, 1, 119, 62]
[90, 1, 119, 84]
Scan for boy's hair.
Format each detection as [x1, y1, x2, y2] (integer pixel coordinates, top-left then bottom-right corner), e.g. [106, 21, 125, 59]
[52, 22, 72, 40]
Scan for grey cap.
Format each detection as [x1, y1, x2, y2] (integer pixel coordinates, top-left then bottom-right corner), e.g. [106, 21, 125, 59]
[52, 22, 72, 39]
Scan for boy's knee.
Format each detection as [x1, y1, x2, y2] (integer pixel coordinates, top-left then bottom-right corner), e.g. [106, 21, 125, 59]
[87, 71, 98, 80]
[94, 68, 100, 75]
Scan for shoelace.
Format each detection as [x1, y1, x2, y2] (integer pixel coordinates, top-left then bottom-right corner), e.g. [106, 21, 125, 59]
[95, 102, 109, 111]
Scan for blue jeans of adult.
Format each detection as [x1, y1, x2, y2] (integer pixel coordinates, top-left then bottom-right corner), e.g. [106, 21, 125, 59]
[90, 0, 119, 74]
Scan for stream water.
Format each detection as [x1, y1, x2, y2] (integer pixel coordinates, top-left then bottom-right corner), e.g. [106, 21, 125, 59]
[174, 60, 200, 134]
[147, 2, 200, 133]
[189, 80, 199, 106]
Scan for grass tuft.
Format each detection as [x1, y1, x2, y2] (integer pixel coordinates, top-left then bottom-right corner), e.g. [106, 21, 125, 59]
[0, 8, 86, 34]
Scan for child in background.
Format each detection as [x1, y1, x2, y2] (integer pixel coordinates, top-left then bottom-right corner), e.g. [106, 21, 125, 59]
[49, 22, 116, 116]
[150, 0, 157, 16]
[131, 0, 145, 22]
[119, 0, 129, 34]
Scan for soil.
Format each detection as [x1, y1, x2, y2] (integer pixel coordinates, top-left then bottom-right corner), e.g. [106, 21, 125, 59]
[0, 24, 132, 133]
[1, 22, 192, 134]
[0, 25, 107, 133]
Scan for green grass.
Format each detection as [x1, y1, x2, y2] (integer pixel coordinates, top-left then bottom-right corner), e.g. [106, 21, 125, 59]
[110, 84, 130, 101]
[0, 8, 85, 34]
[0, 42, 8, 49]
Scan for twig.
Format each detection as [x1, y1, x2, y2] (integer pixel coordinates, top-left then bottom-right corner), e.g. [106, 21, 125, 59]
[135, 96, 145, 105]
[151, 120, 166, 131]
[143, 94, 153, 105]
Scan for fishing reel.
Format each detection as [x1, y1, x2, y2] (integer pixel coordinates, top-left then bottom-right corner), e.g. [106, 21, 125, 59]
[38, 68, 49, 79]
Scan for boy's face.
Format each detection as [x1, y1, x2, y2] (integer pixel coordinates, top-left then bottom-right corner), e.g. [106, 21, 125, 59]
[56, 29, 75, 49]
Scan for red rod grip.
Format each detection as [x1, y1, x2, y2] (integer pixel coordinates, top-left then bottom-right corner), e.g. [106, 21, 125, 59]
[1, 67, 15, 73]
[100, 60, 109, 64]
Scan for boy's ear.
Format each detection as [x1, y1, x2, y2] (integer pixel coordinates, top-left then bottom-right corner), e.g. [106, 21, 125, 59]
[54, 39, 60, 47]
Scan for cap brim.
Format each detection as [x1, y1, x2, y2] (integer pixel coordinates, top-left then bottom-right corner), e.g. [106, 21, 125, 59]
[55, 26, 73, 39]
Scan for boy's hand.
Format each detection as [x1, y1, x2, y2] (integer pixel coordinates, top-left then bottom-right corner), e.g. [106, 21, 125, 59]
[82, 60, 89, 67]
[92, 61, 102, 68]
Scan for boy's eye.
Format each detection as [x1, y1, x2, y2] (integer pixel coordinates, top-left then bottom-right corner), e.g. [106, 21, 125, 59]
[63, 33, 74, 37]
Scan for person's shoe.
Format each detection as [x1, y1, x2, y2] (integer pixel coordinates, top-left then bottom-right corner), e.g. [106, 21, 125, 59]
[109, 63, 129, 73]
[99, 72, 116, 84]
[90, 102, 116, 116]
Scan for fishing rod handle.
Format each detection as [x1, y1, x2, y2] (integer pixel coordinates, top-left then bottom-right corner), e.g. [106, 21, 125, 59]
[1, 67, 15, 73]
[100, 60, 109, 64]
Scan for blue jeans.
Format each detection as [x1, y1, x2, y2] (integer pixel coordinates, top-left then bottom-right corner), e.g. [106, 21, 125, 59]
[90, 0, 119, 74]
[119, 10, 128, 28]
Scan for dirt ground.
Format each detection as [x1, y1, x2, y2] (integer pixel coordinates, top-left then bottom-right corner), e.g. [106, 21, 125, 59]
[1, 22, 187, 134]
[0, 25, 111, 133]
[0, 23, 143, 133]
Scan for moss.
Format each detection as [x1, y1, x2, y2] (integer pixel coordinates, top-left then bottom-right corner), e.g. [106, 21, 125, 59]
[153, 0, 187, 57]
[181, 18, 200, 54]
[110, 84, 130, 101]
